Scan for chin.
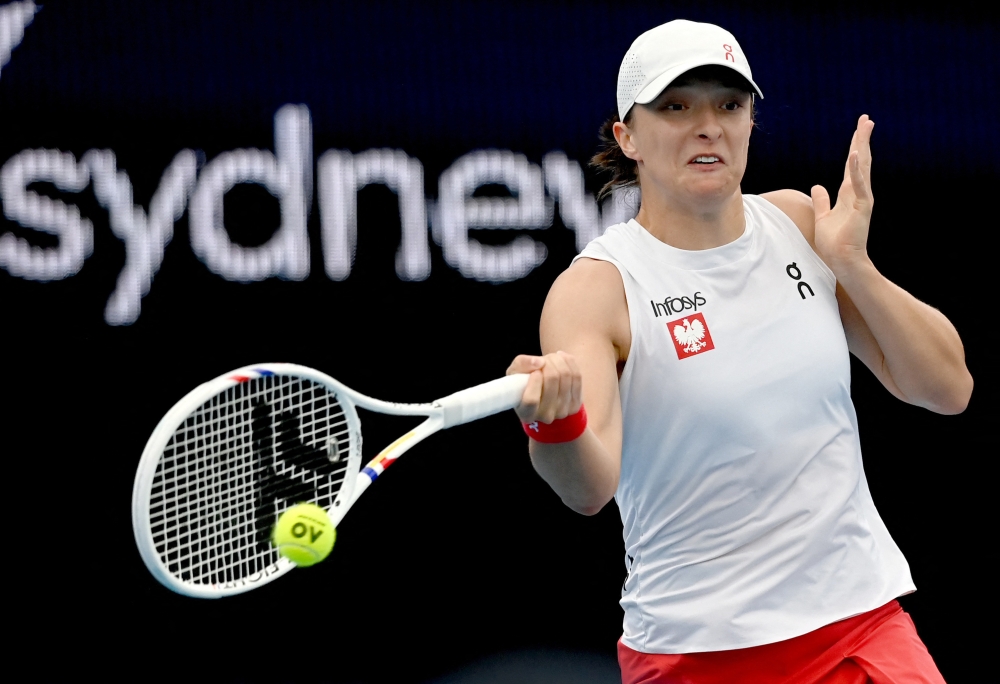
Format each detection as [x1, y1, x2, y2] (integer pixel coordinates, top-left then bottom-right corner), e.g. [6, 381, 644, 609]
[684, 178, 738, 203]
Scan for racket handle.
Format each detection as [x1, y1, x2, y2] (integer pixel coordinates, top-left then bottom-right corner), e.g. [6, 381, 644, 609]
[439, 374, 530, 429]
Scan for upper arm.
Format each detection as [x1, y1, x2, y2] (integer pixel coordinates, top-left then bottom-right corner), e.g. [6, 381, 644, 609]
[759, 190, 906, 400]
[760, 189, 818, 249]
[539, 258, 631, 460]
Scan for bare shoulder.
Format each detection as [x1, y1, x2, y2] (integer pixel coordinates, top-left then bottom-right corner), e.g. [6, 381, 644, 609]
[760, 189, 816, 247]
[541, 258, 630, 361]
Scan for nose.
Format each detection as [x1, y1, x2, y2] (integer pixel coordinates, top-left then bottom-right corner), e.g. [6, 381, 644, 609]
[694, 107, 723, 140]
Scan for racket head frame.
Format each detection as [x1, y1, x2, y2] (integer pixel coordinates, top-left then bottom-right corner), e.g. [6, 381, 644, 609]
[131, 363, 441, 598]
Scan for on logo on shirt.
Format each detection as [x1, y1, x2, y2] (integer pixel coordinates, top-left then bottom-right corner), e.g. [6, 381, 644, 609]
[668, 312, 715, 359]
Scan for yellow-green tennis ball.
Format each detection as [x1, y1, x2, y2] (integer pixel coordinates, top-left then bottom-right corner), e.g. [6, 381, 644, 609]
[272, 503, 336, 567]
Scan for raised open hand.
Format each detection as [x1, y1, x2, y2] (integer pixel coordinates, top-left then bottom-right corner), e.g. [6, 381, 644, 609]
[811, 115, 875, 274]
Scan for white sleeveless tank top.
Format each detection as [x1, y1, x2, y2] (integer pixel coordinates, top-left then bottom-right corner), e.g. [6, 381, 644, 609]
[575, 194, 914, 653]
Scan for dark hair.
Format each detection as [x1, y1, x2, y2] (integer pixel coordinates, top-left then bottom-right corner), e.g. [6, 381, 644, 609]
[590, 110, 637, 202]
[590, 65, 757, 201]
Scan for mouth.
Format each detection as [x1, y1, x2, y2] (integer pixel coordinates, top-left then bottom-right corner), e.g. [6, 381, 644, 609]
[689, 155, 723, 165]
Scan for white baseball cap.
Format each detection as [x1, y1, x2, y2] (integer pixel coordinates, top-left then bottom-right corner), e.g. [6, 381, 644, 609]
[617, 19, 763, 121]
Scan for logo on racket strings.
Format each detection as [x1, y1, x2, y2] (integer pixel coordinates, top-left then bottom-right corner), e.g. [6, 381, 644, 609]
[251, 400, 343, 552]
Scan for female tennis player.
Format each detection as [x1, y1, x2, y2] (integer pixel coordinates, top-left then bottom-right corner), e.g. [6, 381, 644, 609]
[507, 20, 972, 684]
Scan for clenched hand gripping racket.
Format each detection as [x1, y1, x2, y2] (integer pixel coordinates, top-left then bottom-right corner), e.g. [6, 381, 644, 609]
[131, 363, 528, 598]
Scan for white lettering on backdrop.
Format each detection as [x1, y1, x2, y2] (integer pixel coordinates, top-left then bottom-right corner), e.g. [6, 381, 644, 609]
[435, 149, 550, 283]
[0, 105, 638, 324]
[0, 149, 93, 281]
[318, 148, 430, 282]
[85, 149, 198, 325]
[0, 0, 36, 79]
[188, 104, 312, 283]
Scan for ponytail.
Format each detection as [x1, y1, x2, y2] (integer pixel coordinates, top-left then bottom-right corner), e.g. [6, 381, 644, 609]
[590, 113, 638, 202]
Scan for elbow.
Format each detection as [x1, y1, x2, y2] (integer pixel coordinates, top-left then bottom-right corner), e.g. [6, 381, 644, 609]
[562, 485, 618, 516]
[565, 499, 610, 516]
[562, 475, 619, 516]
[943, 375, 974, 415]
[925, 371, 974, 415]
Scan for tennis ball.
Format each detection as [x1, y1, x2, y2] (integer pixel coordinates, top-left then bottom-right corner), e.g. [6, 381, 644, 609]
[272, 503, 336, 567]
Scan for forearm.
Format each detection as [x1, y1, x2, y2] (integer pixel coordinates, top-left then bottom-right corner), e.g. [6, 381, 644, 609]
[528, 428, 620, 516]
[837, 256, 972, 413]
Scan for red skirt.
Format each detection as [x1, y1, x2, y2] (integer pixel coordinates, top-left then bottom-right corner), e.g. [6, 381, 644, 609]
[618, 600, 946, 684]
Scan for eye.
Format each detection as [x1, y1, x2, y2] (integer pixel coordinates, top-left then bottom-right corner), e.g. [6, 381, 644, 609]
[722, 101, 741, 111]
[661, 103, 685, 111]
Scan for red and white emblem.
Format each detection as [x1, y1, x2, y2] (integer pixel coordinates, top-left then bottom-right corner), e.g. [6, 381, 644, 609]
[668, 312, 715, 359]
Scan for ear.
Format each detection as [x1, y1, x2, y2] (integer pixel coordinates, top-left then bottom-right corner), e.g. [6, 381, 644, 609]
[613, 120, 642, 162]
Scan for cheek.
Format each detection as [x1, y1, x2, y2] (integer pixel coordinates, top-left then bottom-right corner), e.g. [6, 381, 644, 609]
[729, 127, 752, 163]
[648, 131, 686, 165]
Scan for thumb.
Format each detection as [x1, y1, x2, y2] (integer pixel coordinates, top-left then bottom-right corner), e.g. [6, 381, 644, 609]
[810, 185, 831, 217]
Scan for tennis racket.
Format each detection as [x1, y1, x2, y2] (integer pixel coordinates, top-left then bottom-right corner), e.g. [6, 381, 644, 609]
[131, 363, 528, 598]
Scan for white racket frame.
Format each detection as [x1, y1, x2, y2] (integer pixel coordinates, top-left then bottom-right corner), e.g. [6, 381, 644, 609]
[132, 363, 528, 598]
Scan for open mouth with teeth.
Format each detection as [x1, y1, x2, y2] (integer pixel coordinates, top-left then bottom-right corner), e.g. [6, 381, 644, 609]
[691, 156, 721, 164]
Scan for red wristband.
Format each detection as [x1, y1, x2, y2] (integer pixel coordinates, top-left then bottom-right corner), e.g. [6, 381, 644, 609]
[522, 405, 588, 443]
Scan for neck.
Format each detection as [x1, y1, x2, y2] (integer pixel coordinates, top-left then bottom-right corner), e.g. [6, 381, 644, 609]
[634, 185, 746, 251]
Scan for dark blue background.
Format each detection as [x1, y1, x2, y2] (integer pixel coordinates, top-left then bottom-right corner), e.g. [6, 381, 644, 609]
[0, 1, 994, 682]
[5, 0, 997, 170]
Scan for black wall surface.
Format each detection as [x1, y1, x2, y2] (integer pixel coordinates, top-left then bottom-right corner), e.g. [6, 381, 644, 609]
[1, 1, 994, 682]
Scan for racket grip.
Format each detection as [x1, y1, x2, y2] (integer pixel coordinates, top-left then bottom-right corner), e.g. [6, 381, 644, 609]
[439, 374, 530, 429]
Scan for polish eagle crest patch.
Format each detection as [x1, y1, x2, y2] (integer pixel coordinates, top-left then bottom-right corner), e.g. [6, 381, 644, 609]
[668, 312, 715, 359]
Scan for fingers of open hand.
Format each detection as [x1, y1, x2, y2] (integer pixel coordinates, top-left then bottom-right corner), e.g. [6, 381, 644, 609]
[856, 115, 874, 178]
[849, 115, 872, 151]
[848, 151, 873, 213]
[844, 115, 874, 180]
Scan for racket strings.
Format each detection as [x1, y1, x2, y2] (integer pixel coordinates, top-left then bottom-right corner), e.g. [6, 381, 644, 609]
[149, 375, 354, 586]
